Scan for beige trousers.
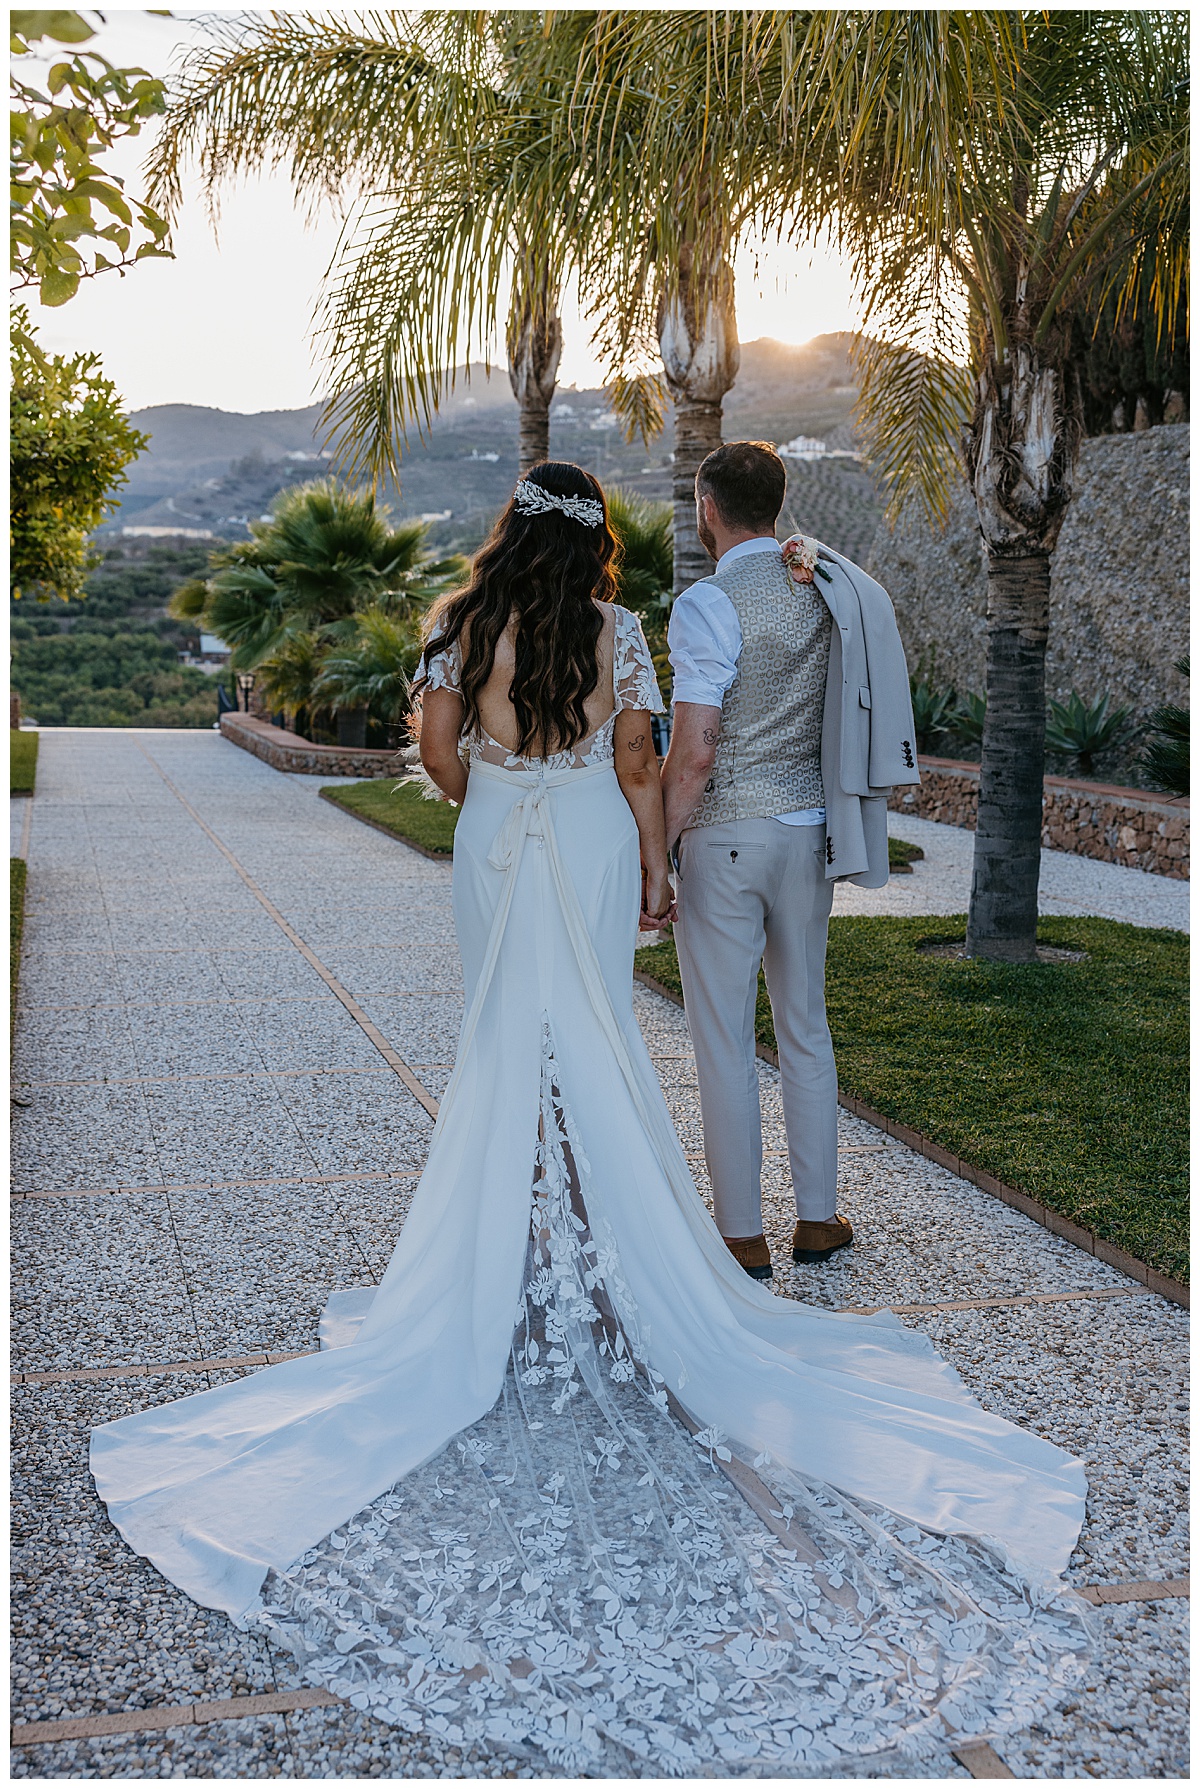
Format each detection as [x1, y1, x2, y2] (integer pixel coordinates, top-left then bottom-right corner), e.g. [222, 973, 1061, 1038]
[674, 816, 838, 1235]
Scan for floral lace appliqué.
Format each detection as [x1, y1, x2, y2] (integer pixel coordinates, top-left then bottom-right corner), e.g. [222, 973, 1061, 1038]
[246, 1023, 1093, 1777]
[418, 608, 663, 777]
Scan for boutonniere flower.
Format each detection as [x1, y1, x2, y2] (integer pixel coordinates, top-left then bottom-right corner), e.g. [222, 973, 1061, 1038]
[781, 534, 834, 585]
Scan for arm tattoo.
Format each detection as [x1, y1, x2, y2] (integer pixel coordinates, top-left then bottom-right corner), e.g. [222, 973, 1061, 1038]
[626, 732, 646, 751]
[702, 727, 719, 744]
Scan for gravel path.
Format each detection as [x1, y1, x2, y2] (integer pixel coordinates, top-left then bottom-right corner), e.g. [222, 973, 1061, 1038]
[11, 729, 1189, 1778]
[829, 810, 1189, 930]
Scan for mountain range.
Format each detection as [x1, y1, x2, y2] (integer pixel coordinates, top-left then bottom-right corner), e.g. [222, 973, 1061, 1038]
[105, 334, 883, 564]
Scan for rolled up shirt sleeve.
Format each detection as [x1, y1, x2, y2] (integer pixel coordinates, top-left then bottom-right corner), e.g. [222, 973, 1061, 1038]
[667, 581, 743, 708]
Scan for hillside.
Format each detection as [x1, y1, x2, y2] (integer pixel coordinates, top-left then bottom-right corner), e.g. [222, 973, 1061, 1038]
[104, 335, 883, 564]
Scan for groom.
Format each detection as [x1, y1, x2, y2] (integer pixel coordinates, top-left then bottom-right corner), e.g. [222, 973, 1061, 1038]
[660, 441, 918, 1280]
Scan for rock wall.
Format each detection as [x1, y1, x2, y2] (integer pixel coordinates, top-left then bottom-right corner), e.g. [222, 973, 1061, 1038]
[867, 425, 1189, 776]
[220, 713, 399, 778]
[889, 756, 1189, 880]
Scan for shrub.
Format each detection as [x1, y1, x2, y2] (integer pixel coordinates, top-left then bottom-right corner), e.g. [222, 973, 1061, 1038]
[909, 679, 958, 752]
[1139, 656, 1189, 796]
[1044, 691, 1133, 777]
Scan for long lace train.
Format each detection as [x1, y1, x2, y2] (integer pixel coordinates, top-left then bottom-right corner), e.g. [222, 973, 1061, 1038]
[248, 1023, 1093, 1777]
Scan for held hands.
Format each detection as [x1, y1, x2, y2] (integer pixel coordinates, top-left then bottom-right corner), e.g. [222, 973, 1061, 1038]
[639, 865, 678, 932]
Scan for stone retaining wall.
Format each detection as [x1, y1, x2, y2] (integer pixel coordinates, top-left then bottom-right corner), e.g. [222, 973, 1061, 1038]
[220, 713, 400, 778]
[867, 425, 1189, 783]
[890, 756, 1188, 880]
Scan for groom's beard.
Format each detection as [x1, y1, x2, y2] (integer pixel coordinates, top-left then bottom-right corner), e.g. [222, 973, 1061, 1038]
[697, 515, 719, 561]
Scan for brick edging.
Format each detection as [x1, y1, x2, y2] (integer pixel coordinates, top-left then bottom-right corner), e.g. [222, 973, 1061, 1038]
[317, 788, 453, 863]
[632, 966, 1189, 1312]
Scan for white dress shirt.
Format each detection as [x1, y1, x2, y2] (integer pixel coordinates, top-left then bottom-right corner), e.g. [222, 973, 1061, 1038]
[668, 537, 826, 826]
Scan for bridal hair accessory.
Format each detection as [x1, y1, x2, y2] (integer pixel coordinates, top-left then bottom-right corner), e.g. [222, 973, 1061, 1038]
[512, 478, 604, 527]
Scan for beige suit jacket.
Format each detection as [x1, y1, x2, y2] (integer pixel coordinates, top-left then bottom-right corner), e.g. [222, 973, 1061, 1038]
[814, 542, 920, 886]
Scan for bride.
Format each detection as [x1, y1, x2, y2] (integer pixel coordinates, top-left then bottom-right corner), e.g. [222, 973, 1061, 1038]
[91, 462, 1092, 1775]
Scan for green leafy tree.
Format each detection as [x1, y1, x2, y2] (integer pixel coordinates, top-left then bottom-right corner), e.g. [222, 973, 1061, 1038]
[171, 480, 464, 745]
[10, 9, 172, 306]
[10, 305, 149, 600]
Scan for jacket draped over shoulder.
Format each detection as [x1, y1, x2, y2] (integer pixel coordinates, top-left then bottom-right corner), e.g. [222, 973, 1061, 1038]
[816, 547, 919, 887]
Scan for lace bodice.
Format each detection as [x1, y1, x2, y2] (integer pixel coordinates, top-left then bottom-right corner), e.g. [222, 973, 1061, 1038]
[418, 604, 664, 772]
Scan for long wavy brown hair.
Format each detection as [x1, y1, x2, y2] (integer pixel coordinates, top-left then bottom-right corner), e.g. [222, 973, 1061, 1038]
[416, 462, 620, 756]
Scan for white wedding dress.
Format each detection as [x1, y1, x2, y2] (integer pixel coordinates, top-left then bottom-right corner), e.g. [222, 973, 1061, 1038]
[91, 606, 1092, 1775]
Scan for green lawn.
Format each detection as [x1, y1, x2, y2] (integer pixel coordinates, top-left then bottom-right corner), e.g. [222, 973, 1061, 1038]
[637, 915, 1188, 1283]
[321, 778, 459, 856]
[888, 835, 924, 872]
[11, 857, 27, 1036]
[11, 730, 38, 795]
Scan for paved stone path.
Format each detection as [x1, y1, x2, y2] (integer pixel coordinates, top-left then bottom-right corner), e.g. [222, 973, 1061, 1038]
[11, 729, 1189, 1778]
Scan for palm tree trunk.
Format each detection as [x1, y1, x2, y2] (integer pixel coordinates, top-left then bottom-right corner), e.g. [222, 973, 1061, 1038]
[965, 552, 1050, 961]
[657, 253, 740, 594]
[669, 400, 726, 590]
[965, 341, 1079, 961]
[517, 394, 552, 473]
[507, 285, 562, 477]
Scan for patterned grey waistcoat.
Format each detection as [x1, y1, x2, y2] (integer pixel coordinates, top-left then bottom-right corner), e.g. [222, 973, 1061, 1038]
[689, 549, 832, 829]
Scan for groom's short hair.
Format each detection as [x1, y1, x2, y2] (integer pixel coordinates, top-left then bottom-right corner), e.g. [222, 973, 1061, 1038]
[696, 441, 787, 534]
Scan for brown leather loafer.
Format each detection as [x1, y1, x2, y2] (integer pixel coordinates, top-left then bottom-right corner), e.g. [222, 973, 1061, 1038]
[723, 1233, 773, 1280]
[791, 1214, 854, 1264]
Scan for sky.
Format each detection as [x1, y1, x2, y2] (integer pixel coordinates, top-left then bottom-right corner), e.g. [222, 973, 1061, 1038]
[23, 9, 864, 416]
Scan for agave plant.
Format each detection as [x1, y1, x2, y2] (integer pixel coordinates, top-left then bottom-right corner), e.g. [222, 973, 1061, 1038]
[909, 680, 958, 754]
[1139, 656, 1188, 796]
[1044, 692, 1134, 778]
[951, 693, 988, 753]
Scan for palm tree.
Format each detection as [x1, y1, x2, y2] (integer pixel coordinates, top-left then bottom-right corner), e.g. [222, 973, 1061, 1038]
[146, 13, 569, 482]
[608, 488, 674, 704]
[831, 13, 1188, 959]
[146, 12, 789, 589]
[544, 11, 1185, 955]
[170, 480, 463, 745]
[312, 606, 420, 748]
[253, 630, 327, 741]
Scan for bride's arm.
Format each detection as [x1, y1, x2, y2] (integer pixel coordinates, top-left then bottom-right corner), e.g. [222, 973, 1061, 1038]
[419, 688, 469, 804]
[613, 707, 674, 927]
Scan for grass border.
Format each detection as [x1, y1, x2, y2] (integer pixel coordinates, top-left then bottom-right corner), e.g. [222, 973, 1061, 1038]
[632, 964, 1189, 1313]
[10, 729, 38, 796]
[318, 787, 452, 861]
[11, 856, 28, 1042]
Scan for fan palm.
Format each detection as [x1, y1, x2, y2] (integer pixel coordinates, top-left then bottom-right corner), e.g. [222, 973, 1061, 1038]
[1138, 656, 1189, 797]
[169, 479, 464, 744]
[312, 605, 420, 748]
